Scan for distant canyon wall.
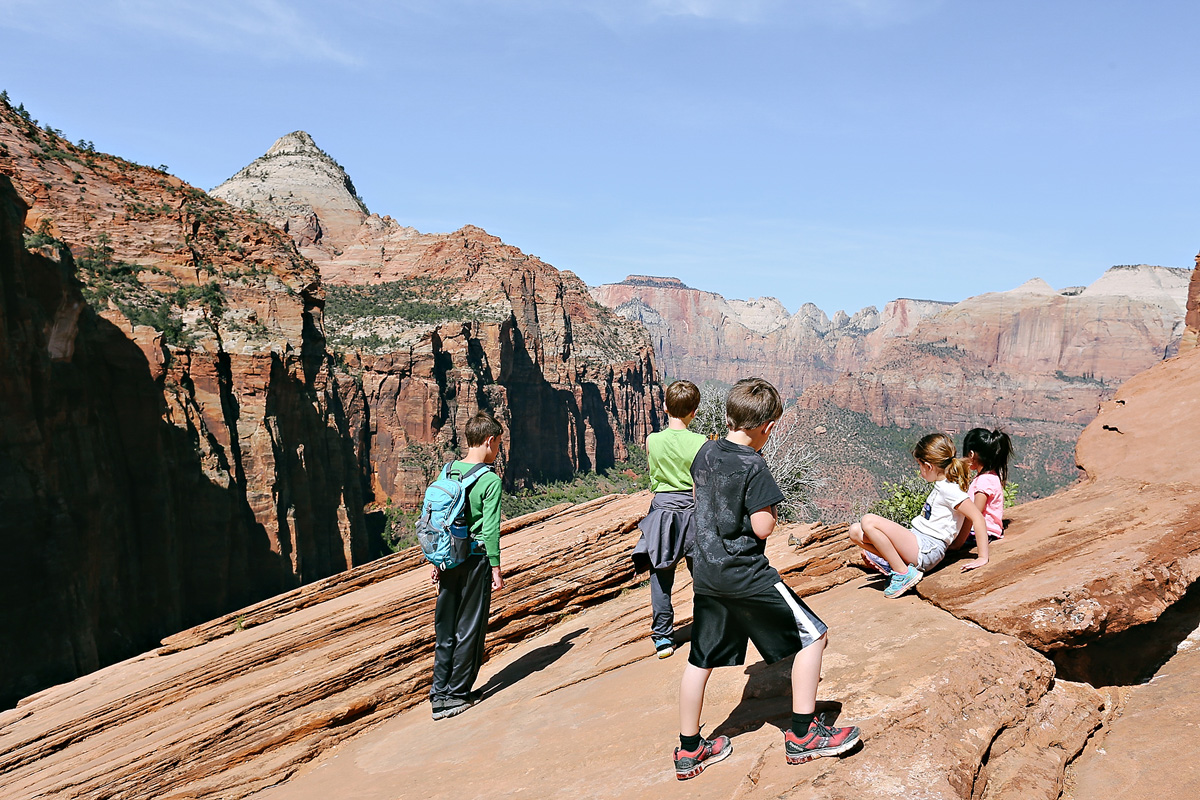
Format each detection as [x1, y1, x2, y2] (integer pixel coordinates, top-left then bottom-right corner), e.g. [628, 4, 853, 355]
[594, 269, 1191, 443]
[1184, 251, 1200, 352]
[591, 275, 949, 395]
[214, 132, 662, 503]
[796, 271, 1191, 437]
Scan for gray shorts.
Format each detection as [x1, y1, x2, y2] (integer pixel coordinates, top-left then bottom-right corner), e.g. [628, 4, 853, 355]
[912, 529, 948, 572]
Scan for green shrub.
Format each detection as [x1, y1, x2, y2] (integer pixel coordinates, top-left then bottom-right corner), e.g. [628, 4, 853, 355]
[382, 505, 420, 552]
[324, 278, 477, 325]
[870, 477, 1020, 526]
[868, 478, 931, 525]
[501, 447, 650, 518]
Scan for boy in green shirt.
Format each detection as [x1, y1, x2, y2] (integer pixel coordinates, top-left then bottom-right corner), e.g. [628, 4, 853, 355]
[429, 411, 504, 720]
[632, 380, 708, 658]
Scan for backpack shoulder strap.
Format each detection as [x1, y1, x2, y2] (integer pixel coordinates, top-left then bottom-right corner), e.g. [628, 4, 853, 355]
[457, 462, 492, 489]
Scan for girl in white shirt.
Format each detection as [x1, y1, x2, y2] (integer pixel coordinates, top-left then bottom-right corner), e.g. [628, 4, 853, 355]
[849, 433, 989, 598]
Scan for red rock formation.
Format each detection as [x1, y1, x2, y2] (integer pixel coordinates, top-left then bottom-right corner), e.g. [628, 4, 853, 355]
[215, 134, 663, 500]
[0, 102, 369, 707]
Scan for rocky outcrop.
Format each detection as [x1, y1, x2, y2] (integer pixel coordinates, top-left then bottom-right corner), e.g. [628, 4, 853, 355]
[1066, 633, 1200, 798]
[917, 342, 1200, 660]
[1183, 251, 1200, 352]
[592, 274, 949, 395]
[215, 133, 662, 499]
[0, 103, 368, 707]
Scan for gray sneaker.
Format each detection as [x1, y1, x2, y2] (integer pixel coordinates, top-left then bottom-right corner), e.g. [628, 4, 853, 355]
[436, 689, 483, 720]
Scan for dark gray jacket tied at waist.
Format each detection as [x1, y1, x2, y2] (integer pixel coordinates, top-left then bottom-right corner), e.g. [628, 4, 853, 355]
[632, 491, 695, 573]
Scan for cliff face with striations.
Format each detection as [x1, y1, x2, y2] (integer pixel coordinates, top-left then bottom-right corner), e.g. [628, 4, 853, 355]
[591, 274, 949, 395]
[0, 104, 369, 707]
[215, 133, 661, 502]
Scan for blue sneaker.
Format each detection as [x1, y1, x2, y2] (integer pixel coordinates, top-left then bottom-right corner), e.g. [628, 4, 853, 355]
[883, 565, 923, 598]
[653, 636, 675, 658]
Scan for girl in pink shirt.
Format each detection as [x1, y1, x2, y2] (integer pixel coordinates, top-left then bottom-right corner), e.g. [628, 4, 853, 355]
[951, 428, 1012, 549]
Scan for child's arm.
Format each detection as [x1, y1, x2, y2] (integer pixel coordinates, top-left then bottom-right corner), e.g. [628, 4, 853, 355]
[478, 478, 504, 590]
[949, 492, 988, 550]
[750, 505, 777, 540]
[955, 498, 990, 571]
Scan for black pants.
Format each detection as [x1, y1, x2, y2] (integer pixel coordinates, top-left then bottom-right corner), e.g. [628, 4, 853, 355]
[431, 553, 492, 703]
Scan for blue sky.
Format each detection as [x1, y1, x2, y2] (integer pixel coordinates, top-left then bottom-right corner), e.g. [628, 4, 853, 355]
[1, 1, 1197, 315]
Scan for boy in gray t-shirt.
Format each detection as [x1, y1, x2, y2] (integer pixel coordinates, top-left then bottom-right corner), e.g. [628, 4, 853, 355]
[672, 378, 861, 781]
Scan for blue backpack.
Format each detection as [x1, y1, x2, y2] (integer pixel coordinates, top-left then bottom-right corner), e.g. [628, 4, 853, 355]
[417, 462, 493, 570]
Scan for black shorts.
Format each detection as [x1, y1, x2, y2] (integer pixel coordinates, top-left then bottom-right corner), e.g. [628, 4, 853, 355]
[689, 582, 828, 669]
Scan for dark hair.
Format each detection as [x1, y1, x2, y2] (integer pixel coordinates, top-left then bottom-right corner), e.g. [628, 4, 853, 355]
[913, 432, 970, 491]
[962, 428, 1013, 484]
[725, 377, 783, 431]
[665, 380, 701, 418]
[465, 411, 503, 447]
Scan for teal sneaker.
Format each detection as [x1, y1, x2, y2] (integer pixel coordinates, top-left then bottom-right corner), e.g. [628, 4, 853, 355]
[883, 565, 923, 598]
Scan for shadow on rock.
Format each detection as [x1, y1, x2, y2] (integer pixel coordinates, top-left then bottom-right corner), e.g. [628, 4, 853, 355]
[480, 627, 587, 699]
[710, 655, 845, 739]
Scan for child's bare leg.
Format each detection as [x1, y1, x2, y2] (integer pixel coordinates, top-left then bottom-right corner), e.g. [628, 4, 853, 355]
[791, 632, 827, 714]
[679, 664, 713, 736]
[859, 514, 919, 573]
[851, 520, 892, 559]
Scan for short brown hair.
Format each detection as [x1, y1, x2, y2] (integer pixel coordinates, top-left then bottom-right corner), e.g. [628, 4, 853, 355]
[725, 378, 783, 431]
[465, 411, 503, 447]
[665, 380, 701, 418]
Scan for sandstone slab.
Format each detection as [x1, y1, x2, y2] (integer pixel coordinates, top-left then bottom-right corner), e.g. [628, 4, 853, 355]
[0, 494, 649, 800]
[254, 573, 1075, 800]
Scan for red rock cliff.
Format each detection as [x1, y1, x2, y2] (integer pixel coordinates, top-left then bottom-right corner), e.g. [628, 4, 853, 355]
[0, 104, 370, 707]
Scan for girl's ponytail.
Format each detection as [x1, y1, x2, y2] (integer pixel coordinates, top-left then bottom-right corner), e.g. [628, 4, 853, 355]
[963, 427, 1014, 485]
[945, 457, 971, 492]
[913, 432, 969, 489]
[991, 429, 1013, 485]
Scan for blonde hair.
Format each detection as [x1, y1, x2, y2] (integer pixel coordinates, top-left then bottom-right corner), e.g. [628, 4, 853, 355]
[913, 432, 970, 491]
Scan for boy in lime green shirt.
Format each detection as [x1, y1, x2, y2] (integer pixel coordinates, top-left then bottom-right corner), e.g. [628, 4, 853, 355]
[632, 380, 707, 657]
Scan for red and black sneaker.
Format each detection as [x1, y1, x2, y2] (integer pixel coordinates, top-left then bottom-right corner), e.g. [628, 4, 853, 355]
[673, 735, 733, 780]
[784, 719, 860, 765]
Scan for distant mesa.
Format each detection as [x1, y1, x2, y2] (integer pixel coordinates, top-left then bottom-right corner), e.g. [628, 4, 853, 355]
[616, 275, 693, 290]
